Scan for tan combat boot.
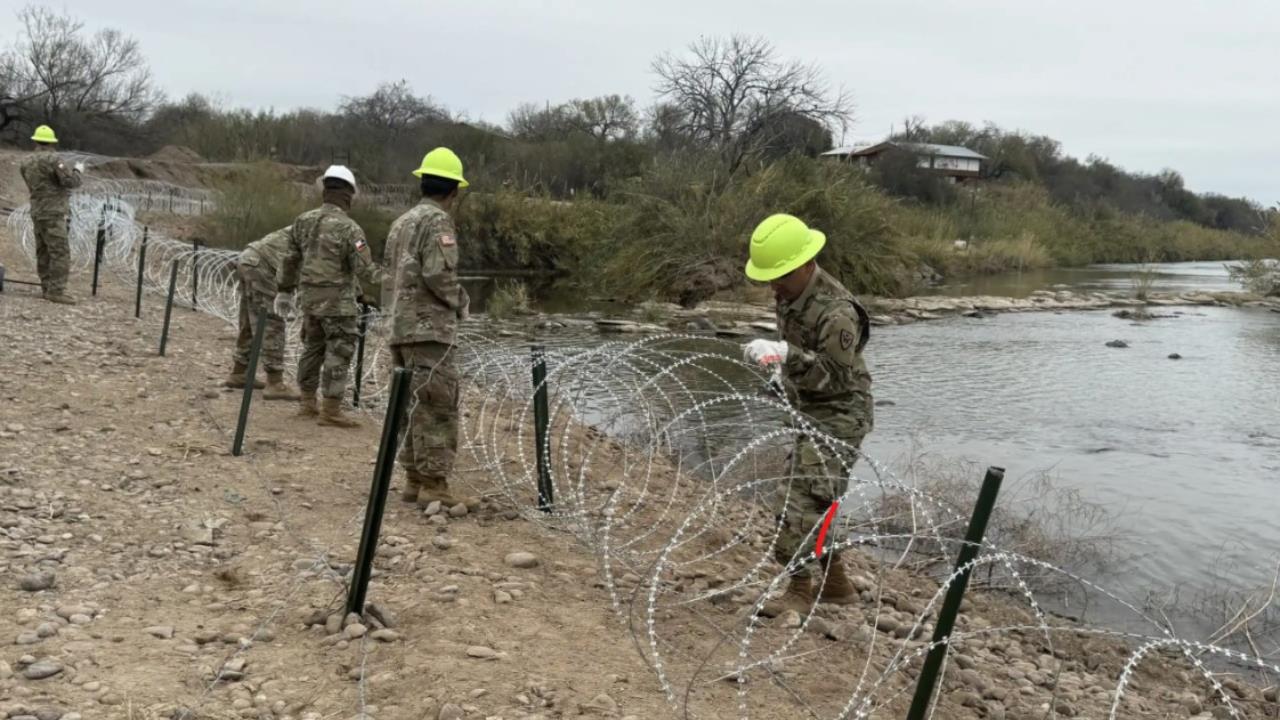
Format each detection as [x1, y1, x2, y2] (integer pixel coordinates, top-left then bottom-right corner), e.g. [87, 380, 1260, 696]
[755, 576, 816, 618]
[416, 476, 462, 510]
[814, 555, 858, 606]
[225, 362, 266, 390]
[318, 397, 361, 428]
[262, 372, 300, 401]
[401, 471, 423, 504]
[46, 293, 78, 305]
[298, 394, 319, 418]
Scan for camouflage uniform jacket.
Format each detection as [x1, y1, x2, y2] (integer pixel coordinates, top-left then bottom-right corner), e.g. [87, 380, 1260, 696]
[277, 203, 381, 317]
[383, 198, 468, 346]
[776, 265, 874, 431]
[240, 227, 293, 275]
[19, 152, 82, 219]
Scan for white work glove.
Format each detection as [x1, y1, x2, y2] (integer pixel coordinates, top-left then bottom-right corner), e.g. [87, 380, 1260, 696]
[273, 292, 297, 320]
[458, 287, 471, 322]
[743, 339, 788, 367]
[73, 162, 85, 174]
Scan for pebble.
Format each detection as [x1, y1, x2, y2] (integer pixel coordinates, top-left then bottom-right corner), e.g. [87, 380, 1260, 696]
[35, 711, 64, 720]
[370, 629, 401, 643]
[781, 611, 803, 629]
[18, 572, 55, 592]
[83, 681, 102, 691]
[16, 632, 42, 645]
[144, 626, 175, 639]
[68, 614, 92, 625]
[23, 661, 63, 680]
[494, 590, 513, 604]
[504, 552, 539, 569]
[584, 694, 618, 715]
[432, 536, 454, 550]
[1168, 353, 1183, 360]
[437, 704, 464, 720]
[35, 623, 58, 638]
[448, 503, 468, 518]
[465, 646, 499, 660]
[423, 501, 442, 517]
[344, 624, 368, 640]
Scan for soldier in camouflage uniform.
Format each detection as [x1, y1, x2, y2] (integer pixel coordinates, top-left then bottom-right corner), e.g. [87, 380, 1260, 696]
[225, 227, 300, 400]
[741, 213, 873, 617]
[385, 148, 471, 509]
[275, 166, 382, 427]
[18, 125, 83, 304]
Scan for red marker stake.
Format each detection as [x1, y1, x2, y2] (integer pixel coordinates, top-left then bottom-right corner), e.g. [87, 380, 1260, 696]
[814, 500, 840, 559]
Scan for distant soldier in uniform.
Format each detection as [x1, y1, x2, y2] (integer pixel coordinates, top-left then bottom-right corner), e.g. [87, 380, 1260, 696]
[741, 213, 874, 616]
[225, 226, 300, 400]
[384, 148, 471, 508]
[19, 125, 83, 304]
[276, 166, 382, 427]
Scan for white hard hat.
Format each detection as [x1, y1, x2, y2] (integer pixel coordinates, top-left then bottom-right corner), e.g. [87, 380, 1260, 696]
[321, 165, 357, 192]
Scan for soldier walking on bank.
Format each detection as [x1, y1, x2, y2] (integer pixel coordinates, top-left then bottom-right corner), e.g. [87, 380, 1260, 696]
[19, 125, 83, 304]
[740, 213, 875, 616]
[225, 226, 300, 400]
[383, 148, 471, 508]
[276, 166, 382, 428]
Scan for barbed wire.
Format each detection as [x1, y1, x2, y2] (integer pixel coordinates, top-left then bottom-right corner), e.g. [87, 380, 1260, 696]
[8, 185, 1279, 719]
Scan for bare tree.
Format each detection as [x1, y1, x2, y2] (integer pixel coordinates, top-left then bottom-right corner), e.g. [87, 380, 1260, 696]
[1, 6, 159, 132]
[651, 34, 852, 172]
[566, 94, 638, 142]
[338, 80, 447, 137]
[507, 101, 575, 141]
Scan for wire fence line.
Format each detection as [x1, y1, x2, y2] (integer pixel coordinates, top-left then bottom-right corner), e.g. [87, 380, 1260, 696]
[7, 184, 1279, 719]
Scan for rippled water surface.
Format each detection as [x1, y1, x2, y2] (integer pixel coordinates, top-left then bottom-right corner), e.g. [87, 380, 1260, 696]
[863, 304, 1280, 596]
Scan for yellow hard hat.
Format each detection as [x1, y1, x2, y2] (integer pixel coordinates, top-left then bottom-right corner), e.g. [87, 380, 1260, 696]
[412, 147, 468, 188]
[31, 125, 58, 144]
[744, 214, 826, 282]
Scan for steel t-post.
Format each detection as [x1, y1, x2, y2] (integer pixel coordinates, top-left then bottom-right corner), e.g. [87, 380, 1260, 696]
[134, 227, 148, 318]
[906, 466, 1005, 720]
[232, 308, 268, 457]
[345, 367, 414, 617]
[531, 346, 553, 512]
[158, 260, 179, 356]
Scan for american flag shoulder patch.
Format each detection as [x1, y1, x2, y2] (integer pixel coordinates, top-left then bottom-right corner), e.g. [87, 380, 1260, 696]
[439, 233, 456, 247]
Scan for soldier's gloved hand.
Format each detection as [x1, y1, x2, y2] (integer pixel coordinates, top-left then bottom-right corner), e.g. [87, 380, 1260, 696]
[273, 292, 297, 320]
[73, 162, 85, 174]
[743, 339, 788, 367]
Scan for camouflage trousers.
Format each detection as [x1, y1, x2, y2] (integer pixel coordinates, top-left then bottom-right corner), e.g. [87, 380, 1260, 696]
[297, 314, 357, 399]
[775, 404, 873, 579]
[392, 342, 460, 483]
[232, 260, 286, 374]
[31, 213, 70, 296]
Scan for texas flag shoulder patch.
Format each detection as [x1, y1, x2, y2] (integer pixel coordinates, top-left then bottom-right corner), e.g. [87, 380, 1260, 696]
[439, 233, 456, 247]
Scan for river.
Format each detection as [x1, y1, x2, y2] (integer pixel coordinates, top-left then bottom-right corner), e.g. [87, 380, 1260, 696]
[490, 261, 1279, 630]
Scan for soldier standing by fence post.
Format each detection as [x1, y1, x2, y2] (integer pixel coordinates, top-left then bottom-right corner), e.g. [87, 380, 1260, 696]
[383, 148, 471, 509]
[741, 213, 875, 617]
[225, 226, 300, 399]
[275, 166, 382, 427]
[19, 125, 83, 304]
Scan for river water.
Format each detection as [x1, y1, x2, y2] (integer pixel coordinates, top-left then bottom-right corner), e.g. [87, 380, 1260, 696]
[869, 262, 1279, 608]
[509, 262, 1278, 625]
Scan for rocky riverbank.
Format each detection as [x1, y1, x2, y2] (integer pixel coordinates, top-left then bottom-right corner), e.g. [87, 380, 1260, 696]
[2, 233, 1277, 720]
[495, 288, 1280, 339]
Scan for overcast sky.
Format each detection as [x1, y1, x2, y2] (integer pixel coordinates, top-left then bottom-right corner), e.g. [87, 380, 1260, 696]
[6, 0, 1279, 202]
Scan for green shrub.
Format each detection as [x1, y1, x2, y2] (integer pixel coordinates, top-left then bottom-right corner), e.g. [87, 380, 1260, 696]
[199, 163, 306, 250]
[486, 280, 532, 319]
